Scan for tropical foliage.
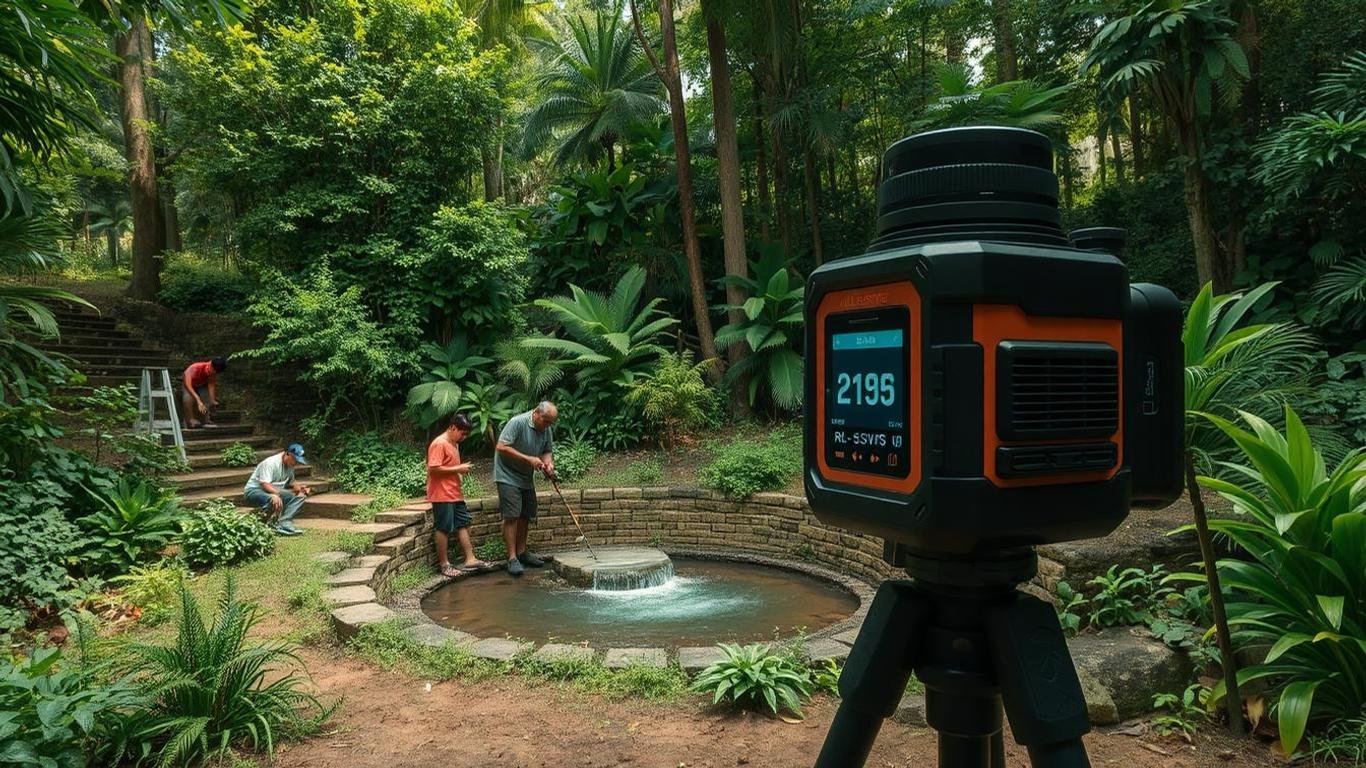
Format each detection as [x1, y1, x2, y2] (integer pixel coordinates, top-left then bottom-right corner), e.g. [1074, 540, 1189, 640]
[714, 250, 804, 411]
[690, 643, 815, 717]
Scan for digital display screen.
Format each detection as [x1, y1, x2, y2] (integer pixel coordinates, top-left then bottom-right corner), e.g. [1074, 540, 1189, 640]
[825, 307, 910, 477]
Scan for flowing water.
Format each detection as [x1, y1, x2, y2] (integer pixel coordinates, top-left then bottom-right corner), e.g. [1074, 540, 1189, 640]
[420, 558, 858, 648]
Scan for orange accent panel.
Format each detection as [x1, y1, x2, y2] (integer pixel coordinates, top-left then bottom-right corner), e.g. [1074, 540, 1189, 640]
[815, 282, 922, 495]
[974, 304, 1123, 487]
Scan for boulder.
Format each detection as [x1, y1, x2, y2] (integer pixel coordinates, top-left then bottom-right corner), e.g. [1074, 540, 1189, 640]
[1068, 630, 1193, 722]
[891, 693, 926, 727]
[1075, 665, 1119, 725]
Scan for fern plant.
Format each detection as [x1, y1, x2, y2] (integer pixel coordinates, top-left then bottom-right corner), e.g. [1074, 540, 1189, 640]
[690, 643, 813, 717]
[110, 577, 334, 766]
[626, 350, 715, 447]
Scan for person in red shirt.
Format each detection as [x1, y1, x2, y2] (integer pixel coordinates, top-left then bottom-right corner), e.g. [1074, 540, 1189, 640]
[427, 413, 487, 577]
[182, 357, 226, 429]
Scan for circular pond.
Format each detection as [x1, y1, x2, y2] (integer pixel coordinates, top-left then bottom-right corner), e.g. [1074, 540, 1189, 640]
[419, 557, 859, 647]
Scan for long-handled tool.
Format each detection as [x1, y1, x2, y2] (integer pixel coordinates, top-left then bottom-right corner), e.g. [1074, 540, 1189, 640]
[549, 474, 598, 560]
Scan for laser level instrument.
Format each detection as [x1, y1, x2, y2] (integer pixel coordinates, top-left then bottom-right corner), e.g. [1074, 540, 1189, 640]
[803, 127, 1184, 768]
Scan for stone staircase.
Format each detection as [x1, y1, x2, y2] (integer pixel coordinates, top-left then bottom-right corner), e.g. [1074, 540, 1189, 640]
[40, 303, 415, 552]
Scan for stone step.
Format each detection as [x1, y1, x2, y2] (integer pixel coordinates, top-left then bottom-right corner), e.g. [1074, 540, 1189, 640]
[176, 434, 276, 453]
[186, 447, 272, 469]
[322, 585, 376, 608]
[374, 509, 424, 525]
[41, 334, 141, 349]
[166, 464, 314, 491]
[64, 357, 175, 373]
[296, 493, 373, 520]
[177, 477, 335, 505]
[53, 316, 118, 330]
[294, 516, 406, 542]
[169, 424, 257, 444]
[46, 347, 170, 363]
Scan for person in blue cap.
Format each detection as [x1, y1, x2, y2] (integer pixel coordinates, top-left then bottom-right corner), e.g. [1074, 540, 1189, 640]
[243, 443, 312, 535]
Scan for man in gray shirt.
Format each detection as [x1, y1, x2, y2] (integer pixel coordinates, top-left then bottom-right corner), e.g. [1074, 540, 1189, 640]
[493, 401, 558, 575]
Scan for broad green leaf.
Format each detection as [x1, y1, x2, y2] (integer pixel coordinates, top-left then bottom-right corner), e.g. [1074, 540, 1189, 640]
[1275, 679, 1322, 755]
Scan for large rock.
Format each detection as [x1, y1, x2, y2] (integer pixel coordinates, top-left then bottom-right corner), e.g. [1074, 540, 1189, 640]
[1075, 665, 1119, 725]
[1068, 630, 1193, 722]
[891, 693, 926, 727]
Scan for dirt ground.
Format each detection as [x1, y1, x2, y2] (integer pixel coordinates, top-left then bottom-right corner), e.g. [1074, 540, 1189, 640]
[274, 650, 1273, 768]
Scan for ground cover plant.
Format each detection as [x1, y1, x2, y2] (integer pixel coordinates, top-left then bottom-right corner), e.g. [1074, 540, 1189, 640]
[219, 441, 257, 468]
[699, 424, 803, 498]
[0, 646, 138, 767]
[77, 477, 185, 577]
[179, 500, 275, 569]
[690, 642, 816, 717]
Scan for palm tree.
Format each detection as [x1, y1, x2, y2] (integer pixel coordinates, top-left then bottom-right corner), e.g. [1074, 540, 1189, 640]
[86, 199, 133, 266]
[1083, 0, 1249, 293]
[520, 10, 665, 171]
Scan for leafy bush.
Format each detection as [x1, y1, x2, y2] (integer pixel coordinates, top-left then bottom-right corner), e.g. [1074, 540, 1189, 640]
[332, 531, 374, 556]
[110, 562, 189, 627]
[157, 258, 256, 313]
[1189, 406, 1366, 755]
[332, 432, 427, 498]
[0, 474, 85, 631]
[405, 335, 495, 429]
[631, 457, 664, 485]
[0, 647, 138, 767]
[76, 477, 185, 576]
[219, 441, 258, 468]
[179, 500, 276, 569]
[553, 441, 597, 484]
[691, 642, 814, 716]
[1055, 581, 1086, 635]
[1151, 683, 1211, 741]
[715, 247, 805, 411]
[699, 426, 803, 498]
[627, 351, 715, 447]
[112, 578, 333, 766]
[1085, 565, 1171, 628]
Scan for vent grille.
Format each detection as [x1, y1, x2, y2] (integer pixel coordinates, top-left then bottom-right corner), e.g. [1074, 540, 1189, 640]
[997, 341, 1118, 440]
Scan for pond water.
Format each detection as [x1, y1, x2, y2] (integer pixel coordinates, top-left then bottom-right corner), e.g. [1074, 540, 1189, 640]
[419, 558, 859, 648]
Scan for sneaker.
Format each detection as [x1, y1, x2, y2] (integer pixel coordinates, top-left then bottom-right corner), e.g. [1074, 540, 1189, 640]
[507, 558, 525, 576]
[282, 523, 305, 535]
[518, 552, 546, 568]
[272, 525, 292, 536]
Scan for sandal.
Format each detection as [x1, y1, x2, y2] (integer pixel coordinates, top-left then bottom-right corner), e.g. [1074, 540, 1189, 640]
[440, 565, 462, 578]
[455, 561, 491, 574]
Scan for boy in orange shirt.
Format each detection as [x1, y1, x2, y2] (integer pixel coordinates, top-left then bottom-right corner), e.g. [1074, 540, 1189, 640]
[427, 414, 487, 577]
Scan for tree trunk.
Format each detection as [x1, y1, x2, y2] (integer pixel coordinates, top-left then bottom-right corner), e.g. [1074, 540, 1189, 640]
[106, 229, 119, 266]
[481, 144, 504, 201]
[1185, 458, 1245, 735]
[1110, 132, 1126, 184]
[1097, 131, 1107, 187]
[164, 192, 182, 253]
[768, 90, 793, 257]
[802, 146, 824, 265]
[754, 101, 772, 242]
[1178, 124, 1232, 292]
[705, 8, 749, 412]
[944, 28, 964, 64]
[1128, 95, 1144, 178]
[119, 16, 163, 301]
[991, 0, 1017, 82]
[631, 0, 718, 366]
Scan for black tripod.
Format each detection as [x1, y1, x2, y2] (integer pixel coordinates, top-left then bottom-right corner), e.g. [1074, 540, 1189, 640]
[815, 549, 1091, 768]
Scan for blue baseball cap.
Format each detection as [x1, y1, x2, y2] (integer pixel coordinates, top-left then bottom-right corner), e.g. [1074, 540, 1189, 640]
[286, 443, 309, 465]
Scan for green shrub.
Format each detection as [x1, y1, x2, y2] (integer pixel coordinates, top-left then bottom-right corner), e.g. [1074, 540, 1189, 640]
[0, 473, 85, 631]
[1085, 565, 1170, 628]
[699, 427, 802, 498]
[631, 457, 664, 485]
[179, 500, 276, 569]
[1151, 683, 1211, 741]
[77, 477, 185, 577]
[220, 441, 258, 468]
[626, 351, 715, 447]
[112, 578, 333, 766]
[553, 440, 597, 484]
[1055, 581, 1086, 636]
[332, 432, 427, 498]
[1189, 406, 1366, 755]
[157, 258, 257, 313]
[0, 647, 138, 767]
[691, 643, 814, 716]
[331, 531, 373, 556]
[110, 562, 190, 627]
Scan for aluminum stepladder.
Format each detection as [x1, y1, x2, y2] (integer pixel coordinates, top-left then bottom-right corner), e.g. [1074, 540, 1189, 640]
[138, 367, 187, 464]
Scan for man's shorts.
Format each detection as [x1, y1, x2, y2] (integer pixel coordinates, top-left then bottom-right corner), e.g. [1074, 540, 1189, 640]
[497, 482, 538, 522]
[431, 501, 471, 533]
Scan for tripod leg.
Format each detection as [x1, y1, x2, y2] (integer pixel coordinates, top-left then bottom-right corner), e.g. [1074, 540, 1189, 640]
[815, 581, 929, 768]
[986, 593, 1092, 768]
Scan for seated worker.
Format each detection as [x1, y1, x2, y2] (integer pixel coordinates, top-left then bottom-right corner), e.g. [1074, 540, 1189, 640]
[493, 401, 557, 576]
[182, 356, 226, 429]
[427, 413, 489, 577]
[243, 443, 311, 536]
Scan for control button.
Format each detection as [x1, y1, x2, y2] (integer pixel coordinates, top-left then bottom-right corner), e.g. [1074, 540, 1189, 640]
[870, 454, 881, 465]
[834, 450, 846, 459]
[852, 451, 863, 462]
[888, 453, 899, 467]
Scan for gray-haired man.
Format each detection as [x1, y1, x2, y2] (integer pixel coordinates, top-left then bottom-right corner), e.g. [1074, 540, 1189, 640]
[493, 401, 557, 575]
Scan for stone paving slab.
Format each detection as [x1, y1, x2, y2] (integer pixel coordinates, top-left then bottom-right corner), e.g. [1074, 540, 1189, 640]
[326, 567, 376, 586]
[330, 602, 394, 641]
[404, 623, 475, 648]
[469, 637, 531, 662]
[314, 551, 350, 568]
[322, 585, 376, 608]
[603, 647, 668, 669]
[353, 555, 390, 569]
[531, 643, 595, 665]
[832, 628, 862, 646]
[804, 638, 851, 663]
[677, 646, 727, 674]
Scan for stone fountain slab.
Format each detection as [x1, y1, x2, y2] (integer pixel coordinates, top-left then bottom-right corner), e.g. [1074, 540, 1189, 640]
[678, 646, 727, 674]
[603, 647, 668, 669]
[531, 643, 596, 665]
[552, 546, 673, 590]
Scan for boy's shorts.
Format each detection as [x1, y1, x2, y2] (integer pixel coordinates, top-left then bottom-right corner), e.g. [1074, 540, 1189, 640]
[431, 501, 471, 533]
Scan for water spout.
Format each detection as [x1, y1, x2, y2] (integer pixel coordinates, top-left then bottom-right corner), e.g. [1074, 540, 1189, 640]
[591, 560, 676, 591]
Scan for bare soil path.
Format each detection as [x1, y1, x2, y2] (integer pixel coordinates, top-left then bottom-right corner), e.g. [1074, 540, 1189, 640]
[275, 650, 1270, 768]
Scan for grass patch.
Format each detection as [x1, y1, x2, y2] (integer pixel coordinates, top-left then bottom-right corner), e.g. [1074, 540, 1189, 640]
[389, 564, 435, 594]
[350, 488, 405, 523]
[475, 536, 507, 562]
[332, 531, 374, 555]
[516, 654, 689, 702]
[349, 619, 503, 681]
